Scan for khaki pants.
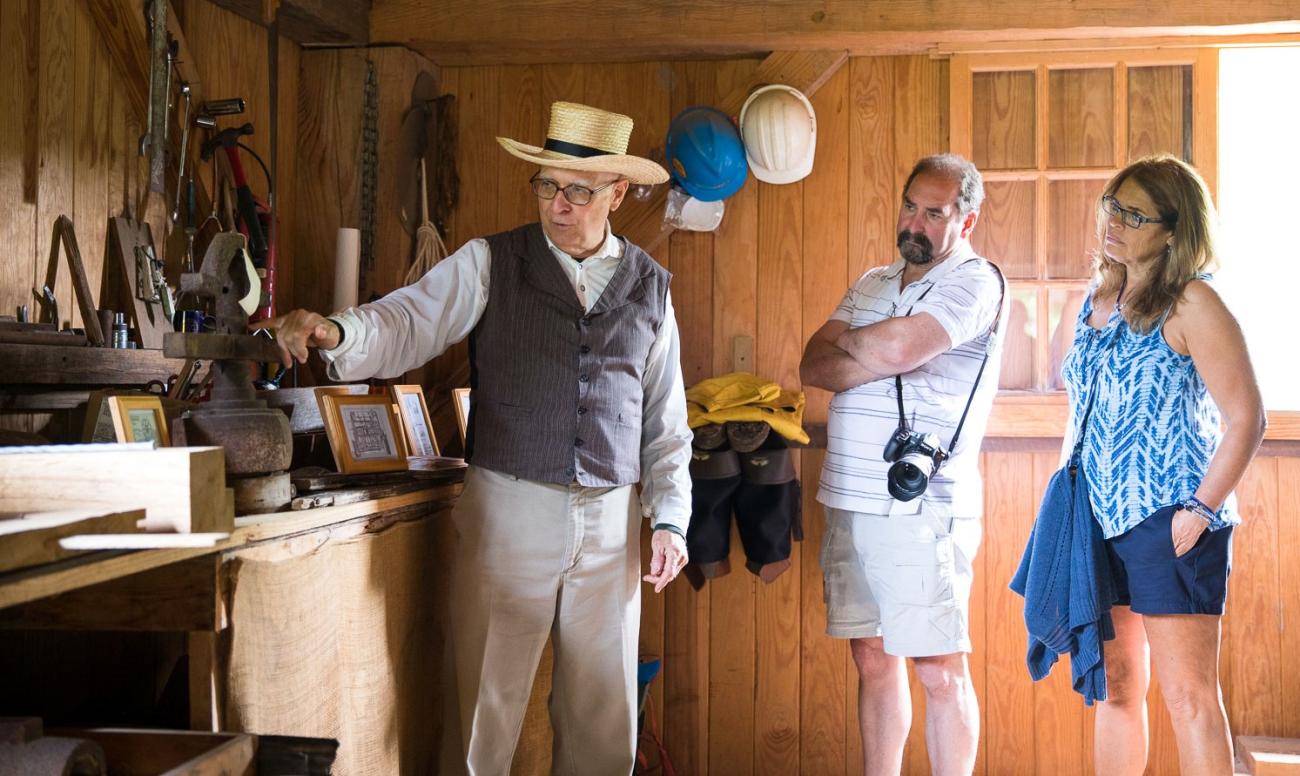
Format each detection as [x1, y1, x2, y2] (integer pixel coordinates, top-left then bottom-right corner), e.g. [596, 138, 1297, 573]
[440, 466, 641, 776]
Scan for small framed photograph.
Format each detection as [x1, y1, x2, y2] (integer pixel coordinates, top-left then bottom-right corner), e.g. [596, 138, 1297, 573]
[316, 390, 408, 474]
[106, 395, 169, 446]
[390, 385, 440, 457]
[452, 387, 472, 447]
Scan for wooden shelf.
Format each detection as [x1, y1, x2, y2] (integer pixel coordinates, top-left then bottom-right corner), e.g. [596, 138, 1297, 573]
[0, 344, 187, 386]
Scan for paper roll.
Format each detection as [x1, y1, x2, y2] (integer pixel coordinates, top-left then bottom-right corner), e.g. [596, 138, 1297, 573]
[333, 227, 361, 313]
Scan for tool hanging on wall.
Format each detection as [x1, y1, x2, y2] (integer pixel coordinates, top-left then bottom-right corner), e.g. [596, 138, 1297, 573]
[200, 121, 277, 322]
[38, 216, 105, 346]
[404, 160, 449, 285]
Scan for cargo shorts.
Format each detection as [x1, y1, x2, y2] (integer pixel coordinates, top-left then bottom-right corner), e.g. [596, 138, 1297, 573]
[821, 504, 981, 657]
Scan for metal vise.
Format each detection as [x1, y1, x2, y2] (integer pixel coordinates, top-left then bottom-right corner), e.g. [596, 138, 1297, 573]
[164, 232, 292, 513]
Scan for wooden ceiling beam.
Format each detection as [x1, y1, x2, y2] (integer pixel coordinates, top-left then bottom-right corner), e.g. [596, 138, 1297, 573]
[370, 0, 1300, 65]
[206, 0, 371, 45]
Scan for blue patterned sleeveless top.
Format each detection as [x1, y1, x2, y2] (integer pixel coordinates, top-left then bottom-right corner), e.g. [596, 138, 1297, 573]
[1060, 281, 1237, 539]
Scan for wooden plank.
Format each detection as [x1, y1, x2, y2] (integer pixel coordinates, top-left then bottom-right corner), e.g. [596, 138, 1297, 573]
[370, 46, 440, 298]
[0, 0, 38, 325]
[188, 631, 220, 732]
[1226, 457, 1283, 736]
[846, 55, 896, 277]
[664, 61, 713, 387]
[0, 343, 186, 385]
[972, 180, 1036, 279]
[1126, 64, 1186, 160]
[208, 0, 369, 45]
[1047, 68, 1115, 169]
[274, 38, 302, 315]
[35, 0, 76, 331]
[1029, 451, 1086, 775]
[0, 552, 217, 631]
[753, 169, 804, 776]
[496, 64, 543, 232]
[1279, 459, 1300, 738]
[53, 729, 255, 776]
[799, 63, 850, 776]
[892, 56, 949, 209]
[71, 4, 113, 335]
[972, 70, 1037, 170]
[1239, 736, 1300, 776]
[294, 48, 367, 315]
[0, 446, 229, 534]
[968, 455, 990, 776]
[0, 509, 143, 573]
[0, 486, 458, 610]
[980, 451, 1036, 775]
[370, 1, 1300, 64]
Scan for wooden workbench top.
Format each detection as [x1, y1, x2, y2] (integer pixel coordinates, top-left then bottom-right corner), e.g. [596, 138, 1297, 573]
[0, 482, 462, 610]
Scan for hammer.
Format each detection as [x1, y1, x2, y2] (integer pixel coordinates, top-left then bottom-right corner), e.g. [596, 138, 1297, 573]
[201, 123, 268, 263]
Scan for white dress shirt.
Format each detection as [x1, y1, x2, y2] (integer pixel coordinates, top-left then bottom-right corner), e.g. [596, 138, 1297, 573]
[320, 223, 693, 531]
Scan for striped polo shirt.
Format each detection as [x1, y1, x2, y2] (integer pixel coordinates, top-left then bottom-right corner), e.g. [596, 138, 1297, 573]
[816, 244, 1006, 518]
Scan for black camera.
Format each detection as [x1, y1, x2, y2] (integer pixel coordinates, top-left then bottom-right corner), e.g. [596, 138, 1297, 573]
[882, 425, 949, 502]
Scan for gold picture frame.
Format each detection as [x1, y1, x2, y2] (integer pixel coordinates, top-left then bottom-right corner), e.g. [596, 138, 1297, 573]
[316, 390, 408, 474]
[106, 395, 169, 446]
[452, 387, 471, 448]
[390, 385, 440, 457]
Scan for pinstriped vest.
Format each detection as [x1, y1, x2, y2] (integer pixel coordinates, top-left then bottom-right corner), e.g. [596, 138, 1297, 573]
[468, 223, 671, 486]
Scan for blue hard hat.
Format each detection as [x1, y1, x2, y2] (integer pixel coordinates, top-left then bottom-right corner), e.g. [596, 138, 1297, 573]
[665, 106, 748, 202]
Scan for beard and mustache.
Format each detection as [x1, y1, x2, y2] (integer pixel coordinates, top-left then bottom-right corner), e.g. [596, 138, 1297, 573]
[896, 230, 934, 265]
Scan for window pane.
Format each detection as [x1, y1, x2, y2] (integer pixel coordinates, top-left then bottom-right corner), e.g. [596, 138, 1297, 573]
[1000, 285, 1039, 390]
[971, 181, 1035, 279]
[1047, 178, 1107, 279]
[1218, 47, 1300, 411]
[1049, 68, 1114, 168]
[1128, 65, 1192, 162]
[973, 71, 1036, 170]
[1046, 286, 1090, 390]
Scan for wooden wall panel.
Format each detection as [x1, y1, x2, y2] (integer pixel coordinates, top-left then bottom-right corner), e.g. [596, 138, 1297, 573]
[35, 0, 75, 330]
[1048, 68, 1114, 168]
[980, 451, 1036, 775]
[292, 48, 366, 315]
[799, 64, 850, 776]
[383, 53, 1300, 776]
[1127, 65, 1186, 161]
[972, 70, 1036, 170]
[972, 180, 1035, 278]
[0, 0, 38, 325]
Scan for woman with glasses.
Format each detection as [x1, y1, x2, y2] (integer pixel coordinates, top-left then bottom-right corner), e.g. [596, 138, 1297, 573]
[1059, 154, 1265, 775]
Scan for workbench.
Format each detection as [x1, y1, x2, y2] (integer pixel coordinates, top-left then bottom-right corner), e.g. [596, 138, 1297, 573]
[0, 476, 463, 775]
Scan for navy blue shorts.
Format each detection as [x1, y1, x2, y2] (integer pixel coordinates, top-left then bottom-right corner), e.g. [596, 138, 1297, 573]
[1105, 505, 1233, 615]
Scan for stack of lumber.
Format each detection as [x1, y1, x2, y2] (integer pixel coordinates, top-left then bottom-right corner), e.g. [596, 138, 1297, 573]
[0, 445, 233, 574]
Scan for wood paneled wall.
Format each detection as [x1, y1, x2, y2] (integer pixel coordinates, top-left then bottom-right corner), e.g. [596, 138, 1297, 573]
[0, 0, 299, 435]
[435, 56, 1300, 775]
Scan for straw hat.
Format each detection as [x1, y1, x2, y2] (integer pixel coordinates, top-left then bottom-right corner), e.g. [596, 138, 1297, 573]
[497, 101, 669, 185]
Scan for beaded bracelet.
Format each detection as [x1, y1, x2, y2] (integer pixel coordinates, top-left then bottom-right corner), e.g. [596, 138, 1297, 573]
[1179, 495, 1218, 524]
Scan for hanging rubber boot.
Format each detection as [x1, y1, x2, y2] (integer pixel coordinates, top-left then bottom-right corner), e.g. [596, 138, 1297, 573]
[683, 424, 741, 590]
[733, 428, 803, 583]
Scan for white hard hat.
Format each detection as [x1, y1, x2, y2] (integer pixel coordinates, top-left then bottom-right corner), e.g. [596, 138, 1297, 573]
[739, 84, 816, 185]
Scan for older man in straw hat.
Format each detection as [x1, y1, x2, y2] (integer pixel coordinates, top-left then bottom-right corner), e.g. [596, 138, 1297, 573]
[258, 102, 692, 773]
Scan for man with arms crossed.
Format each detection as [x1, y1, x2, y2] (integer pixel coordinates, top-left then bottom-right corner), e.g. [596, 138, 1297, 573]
[802, 154, 1005, 776]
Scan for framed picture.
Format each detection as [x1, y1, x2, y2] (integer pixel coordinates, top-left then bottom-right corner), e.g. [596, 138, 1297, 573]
[452, 387, 471, 447]
[390, 385, 439, 457]
[106, 395, 169, 446]
[316, 390, 408, 474]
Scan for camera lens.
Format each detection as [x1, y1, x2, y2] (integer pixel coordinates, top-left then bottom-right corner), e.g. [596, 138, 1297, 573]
[887, 452, 932, 501]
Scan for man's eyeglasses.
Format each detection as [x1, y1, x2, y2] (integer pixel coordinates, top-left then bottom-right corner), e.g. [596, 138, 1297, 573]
[530, 175, 618, 206]
[1101, 195, 1173, 230]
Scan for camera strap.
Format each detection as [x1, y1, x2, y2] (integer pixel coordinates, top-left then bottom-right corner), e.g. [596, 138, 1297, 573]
[894, 259, 1007, 465]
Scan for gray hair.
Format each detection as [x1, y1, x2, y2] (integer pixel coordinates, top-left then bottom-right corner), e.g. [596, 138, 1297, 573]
[903, 154, 984, 215]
